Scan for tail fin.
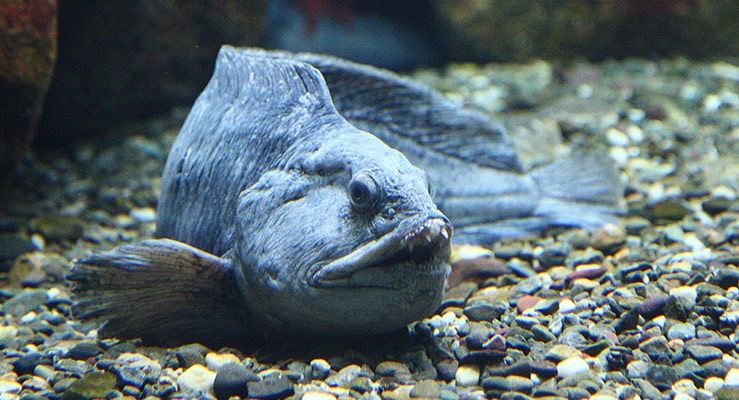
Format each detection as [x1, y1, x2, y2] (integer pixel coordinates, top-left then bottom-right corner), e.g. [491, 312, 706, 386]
[68, 239, 251, 348]
[530, 152, 624, 227]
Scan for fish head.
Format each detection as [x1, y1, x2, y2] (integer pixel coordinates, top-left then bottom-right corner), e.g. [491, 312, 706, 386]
[235, 127, 451, 336]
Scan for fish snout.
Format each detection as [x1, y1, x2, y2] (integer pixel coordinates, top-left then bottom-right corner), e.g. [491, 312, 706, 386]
[403, 217, 453, 265]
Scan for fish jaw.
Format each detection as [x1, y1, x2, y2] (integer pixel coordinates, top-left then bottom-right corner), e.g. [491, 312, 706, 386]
[309, 216, 452, 288]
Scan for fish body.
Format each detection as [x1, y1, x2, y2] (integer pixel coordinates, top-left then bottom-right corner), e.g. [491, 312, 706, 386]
[70, 46, 621, 346]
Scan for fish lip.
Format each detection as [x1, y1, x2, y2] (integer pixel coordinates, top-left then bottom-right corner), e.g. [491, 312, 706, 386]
[309, 216, 452, 288]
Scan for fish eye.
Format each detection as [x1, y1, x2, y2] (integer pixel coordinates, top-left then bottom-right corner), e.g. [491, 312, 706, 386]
[348, 173, 380, 211]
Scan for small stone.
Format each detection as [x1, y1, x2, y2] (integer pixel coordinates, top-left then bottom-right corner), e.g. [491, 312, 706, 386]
[705, 376, 725, 392]
[129, 207, 156, 223]
[436, 359, 458, 382]
[309, 359, 331, 381]
[517, 295, 542, 313]
[12, 352, 47, 375]
[1, 288, 49, 317]
[591, 223, 626, 252]
[546, 345, 581, 363]
[0, 380, 22, 395]
[0, 325, 18, 342]
[376, 361, 410, 377]
[213, 362, 252, 400]
[685, 345, 723, 365]
[61, 371, 117, 400]
[646, 365, 680, 391]
[670, 286, 698, 311]
[65, 342, 104, 360]
[668, 322, 696, 341]
[532, 324, 556, 342]
[558, 298, 576, 314]
[716, 386, 739, 400]
[725, 368, 739, 386]
[177, 364, 216, 394]
[249, 372, 294, 399]
[302, 391, 337, 400]
[205, 353, 241, 371]
[557, 357, 589, 379]
[455, 364, 480, 386]
[410, 379, 441, 398]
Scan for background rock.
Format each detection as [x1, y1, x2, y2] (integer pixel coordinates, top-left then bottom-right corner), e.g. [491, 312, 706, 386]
[0, 0, 57, 191]
[35, 0, 267, 147]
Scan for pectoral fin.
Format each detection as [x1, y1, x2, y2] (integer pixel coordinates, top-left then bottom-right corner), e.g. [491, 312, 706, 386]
[68, 239, 251, 347]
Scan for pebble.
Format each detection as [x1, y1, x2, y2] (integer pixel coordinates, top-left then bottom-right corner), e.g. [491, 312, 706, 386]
[205, 353, 241, 371]
[177, 364, 216, 394]
[455, 364, 480, 387]
[249, 372, 294, 399]
[556, 357, 589, 379]
[668, 322, 697, 341]
[213, 362, 252, 400]
[410, 379, 441, 398]
[310, 359, 332, 381]
[62, 371, 117, 400]
[0, 380, 21, 395]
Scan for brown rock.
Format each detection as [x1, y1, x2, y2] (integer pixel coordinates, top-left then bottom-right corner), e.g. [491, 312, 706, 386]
[0, 0, 57, 190]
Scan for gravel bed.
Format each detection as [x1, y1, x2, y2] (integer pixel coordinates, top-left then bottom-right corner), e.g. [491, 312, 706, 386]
[1, 58, 737, 400]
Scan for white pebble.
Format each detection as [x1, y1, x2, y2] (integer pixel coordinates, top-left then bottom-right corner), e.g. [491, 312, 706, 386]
[609, 146, 629, 166]
[557, 357, 589, 379]
[0, 380, 21, 394]
[705, 376, 724, 392]
[627, 108, 646, 123]
[670, 286, 698, 311]
[725, 368, 739, 386]
[302, 391, 337, 400]
[178, 364, 216, 394]
[606, 128, 630, 147]
[0, 326, 18, 342]
[703, 94, 722, 113]
[625, 124, 644, 144]
[672, 393, 695, 400]
[130, 207, 157, 223]
[577, 84, 593, 99]
[559, 298, 576, 314]
[30, 233, 45, 250]
[46, 287, 62, 300]
[455, 364, 480, 386]
[205, 352, 240, 371]
[20, 312, 37, 324]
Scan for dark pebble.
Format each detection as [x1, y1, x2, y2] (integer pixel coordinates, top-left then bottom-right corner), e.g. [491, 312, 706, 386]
[121, 384, 141, 397]
[436, 359, 458, 382]
[614, 308, 640, 333]
[531, 325, 556, 342]
[714, 268, 739, 289]
[636, 295, 668, 319]
[30, 215, 86, 242]
[482, 376, 510, 392]
[65, 342, 103, 360]
[568, 248, 604, 267]
[538, 244, 571, 267]
[506, 337, 531, 354]
[663, 296, 689, 321]
[530, 360, 558, 379]
[115, 365, 146, 388]
[487, 359, 531, 377]
[645, 365, 679, 391]
[465, 323, 491, 350]
[460, 350, 506, 365]
[214, 363, 252, 400]
[176, 346, 207, 369]
[60, 372, 117, 400]
[582, 340, 609, 357]
[248, 373, 294, 400]
[13, 352, 49, 375]
[534, 299, 560, 315]
[1, 289, 49, 317]
[410, 379, 441, 399]
[464, 301, 506, 321]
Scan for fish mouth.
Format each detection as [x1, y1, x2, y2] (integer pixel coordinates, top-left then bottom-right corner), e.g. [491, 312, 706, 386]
[310, 217, 453, 288]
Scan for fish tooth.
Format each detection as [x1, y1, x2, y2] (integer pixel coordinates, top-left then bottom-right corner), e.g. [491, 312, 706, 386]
[427, 221, 441, 239]
[440, 227, 449, 240]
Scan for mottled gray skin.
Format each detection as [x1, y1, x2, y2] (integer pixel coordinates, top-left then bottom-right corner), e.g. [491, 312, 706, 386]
[236, 48, 623, 244]
[156, 46, 451, 337]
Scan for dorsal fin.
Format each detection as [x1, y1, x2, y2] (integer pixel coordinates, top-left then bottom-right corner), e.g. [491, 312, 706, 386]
[234, 47, 523, 172]
[208, 45, 334, 116]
